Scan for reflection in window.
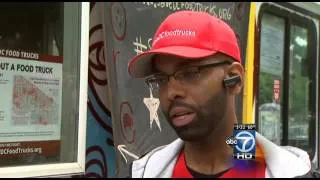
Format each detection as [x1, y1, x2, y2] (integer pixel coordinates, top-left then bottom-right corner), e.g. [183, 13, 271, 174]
[288, 25, 310, 152]
[0, 3, 63, 55]
[258, 13, 285, 145]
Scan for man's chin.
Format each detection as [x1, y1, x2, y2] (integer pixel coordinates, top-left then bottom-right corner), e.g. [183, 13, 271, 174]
[175, 130, 205, 142]
[179, 135, 200, 142]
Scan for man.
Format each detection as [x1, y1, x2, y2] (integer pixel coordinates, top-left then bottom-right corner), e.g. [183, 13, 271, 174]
[125, 10, 313, 178]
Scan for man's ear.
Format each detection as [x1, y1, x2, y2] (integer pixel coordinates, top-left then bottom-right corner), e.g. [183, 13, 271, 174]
[224, 62, 244, 95]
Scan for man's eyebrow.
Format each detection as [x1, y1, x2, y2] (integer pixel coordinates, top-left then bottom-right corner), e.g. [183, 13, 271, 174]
[151, 56, 199, 73]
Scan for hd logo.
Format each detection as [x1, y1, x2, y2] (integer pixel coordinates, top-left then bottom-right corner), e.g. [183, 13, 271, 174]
[226, 124, 256, 160]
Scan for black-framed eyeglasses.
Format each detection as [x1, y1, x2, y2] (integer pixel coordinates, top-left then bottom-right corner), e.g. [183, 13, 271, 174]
[145, 60, 232, 89]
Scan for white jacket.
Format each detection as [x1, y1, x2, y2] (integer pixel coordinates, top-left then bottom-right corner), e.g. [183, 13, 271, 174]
[131, 132, 311, 178]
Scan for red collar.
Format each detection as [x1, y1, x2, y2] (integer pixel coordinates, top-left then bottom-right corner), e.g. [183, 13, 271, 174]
[172, 150, 266, 178]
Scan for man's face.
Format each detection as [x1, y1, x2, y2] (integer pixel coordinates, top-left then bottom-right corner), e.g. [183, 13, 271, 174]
[153, 54, 236, 142]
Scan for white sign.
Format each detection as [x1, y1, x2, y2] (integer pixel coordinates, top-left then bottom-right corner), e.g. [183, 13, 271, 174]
[0, 55, 62, 142]
[260, 14, 285, 76]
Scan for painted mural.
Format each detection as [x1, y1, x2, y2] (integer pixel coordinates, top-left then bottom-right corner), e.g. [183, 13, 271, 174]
[85, 2, 116, 178]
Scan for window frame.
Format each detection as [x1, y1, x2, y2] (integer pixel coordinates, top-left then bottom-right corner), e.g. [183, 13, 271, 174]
[0, 2, 89, 177]
[255, 2, 318, 166]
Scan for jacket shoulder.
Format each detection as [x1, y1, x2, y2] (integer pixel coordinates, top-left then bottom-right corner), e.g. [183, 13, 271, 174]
[120, 145, 167, 178]
[295, 169, 320, 178]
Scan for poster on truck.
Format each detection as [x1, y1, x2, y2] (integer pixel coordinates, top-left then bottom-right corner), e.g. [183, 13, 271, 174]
[0, 48, 62, 163]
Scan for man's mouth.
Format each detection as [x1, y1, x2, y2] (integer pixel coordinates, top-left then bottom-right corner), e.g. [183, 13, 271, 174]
[170, 107, 196, 127]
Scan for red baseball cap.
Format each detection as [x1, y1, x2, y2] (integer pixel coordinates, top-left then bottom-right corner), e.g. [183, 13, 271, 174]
[128, 10, 241, 78]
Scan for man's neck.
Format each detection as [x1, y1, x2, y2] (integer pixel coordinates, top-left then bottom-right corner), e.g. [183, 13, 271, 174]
[184, 135, 234, 175]
[183, 113, 236, 175]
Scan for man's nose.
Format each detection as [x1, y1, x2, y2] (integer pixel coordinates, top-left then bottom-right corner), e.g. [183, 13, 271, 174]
[167, 76, 187, 101]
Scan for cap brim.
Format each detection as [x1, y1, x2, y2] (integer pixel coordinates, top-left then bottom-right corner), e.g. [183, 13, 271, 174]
[128, 46, 217, 78]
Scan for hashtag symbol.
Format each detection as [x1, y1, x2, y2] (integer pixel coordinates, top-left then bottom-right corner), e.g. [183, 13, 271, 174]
[133, 36, 148, 55]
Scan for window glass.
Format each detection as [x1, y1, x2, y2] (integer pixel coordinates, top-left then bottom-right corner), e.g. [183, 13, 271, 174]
[258, 13, 285, 145]
[288, 25, 311, 152]
[0, 2, 80, 167]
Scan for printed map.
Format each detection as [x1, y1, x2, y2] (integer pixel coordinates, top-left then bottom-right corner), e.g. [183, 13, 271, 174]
[12, 75, 59, 125]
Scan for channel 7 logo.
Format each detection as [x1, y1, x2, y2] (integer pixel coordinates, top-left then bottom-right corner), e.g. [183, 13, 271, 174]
[226, 124, 256, 160]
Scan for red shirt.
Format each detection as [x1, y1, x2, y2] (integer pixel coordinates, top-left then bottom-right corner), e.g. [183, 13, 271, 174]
[172, 150, 266, 178]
